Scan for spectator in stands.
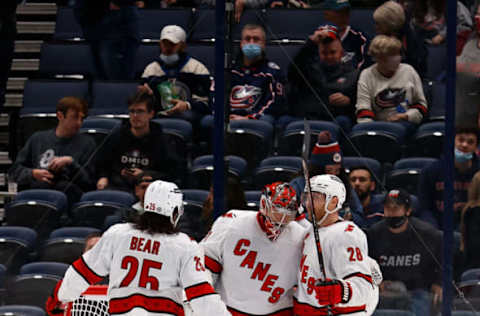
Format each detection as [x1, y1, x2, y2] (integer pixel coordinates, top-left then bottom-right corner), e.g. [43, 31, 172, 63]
[355, 35, 428, 135]
[288, 24, 358, 133]
[84, 231, 102, 252]
[0, 0, 22, 108]
[96, 91, 178, 192]
[228, 24, 286, 121]
[349, 166, 384, 228]
[290, 131, 362, 220]
[457, 2, 480, 73]
[460, 170, 480, 271]
[73, 0, 141, 80]
[373, 1, 428, 78]
[367, 189, 443, 316]
[399, 0, 471, 46]
[9, 97, 95, 208]
[200, 176, 247, 239]
[418, 127, 480, 229]
[139, 25, 212, 123]
[321, 0, 370, 69]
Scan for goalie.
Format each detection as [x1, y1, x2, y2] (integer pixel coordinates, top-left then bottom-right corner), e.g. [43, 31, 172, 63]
[47, 180, 231, 316]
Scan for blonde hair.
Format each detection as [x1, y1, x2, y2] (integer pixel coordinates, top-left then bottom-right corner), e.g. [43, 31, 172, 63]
[373, 1, 405, 35]
[368, 35, 402, 57]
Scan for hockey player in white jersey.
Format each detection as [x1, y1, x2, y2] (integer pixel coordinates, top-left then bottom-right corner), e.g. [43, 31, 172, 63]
[54, 180, 231, 316]
[294, 174, 379, 315]
[201, 182, 308, 315]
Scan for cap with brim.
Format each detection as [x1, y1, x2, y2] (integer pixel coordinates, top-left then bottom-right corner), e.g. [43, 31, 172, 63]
[384, 189, 410, 208]
[160, 25, 186, 44]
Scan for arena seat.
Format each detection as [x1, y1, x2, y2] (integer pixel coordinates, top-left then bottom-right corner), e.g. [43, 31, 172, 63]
[253, 156, 302, 189]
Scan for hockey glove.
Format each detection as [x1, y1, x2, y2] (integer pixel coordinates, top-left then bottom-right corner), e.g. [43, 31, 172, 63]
[46, 280, 66, 316]
[314, 279, 351, 306]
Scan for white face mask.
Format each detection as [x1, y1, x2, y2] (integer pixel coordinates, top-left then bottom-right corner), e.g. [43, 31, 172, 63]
[160, 53, 179, 65]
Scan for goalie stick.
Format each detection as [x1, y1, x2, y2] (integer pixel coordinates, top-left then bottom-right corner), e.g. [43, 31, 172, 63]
[301, 119, 332, 315]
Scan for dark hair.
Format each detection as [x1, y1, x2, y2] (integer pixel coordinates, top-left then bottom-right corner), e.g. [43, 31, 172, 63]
[57, 96, 88, 116]
[132, 211, 179, 235]
[348, 166, 374, 181]
[456, 126, 479, 141]
[83, 231, 102, 252]
[241, 24, 266, 41]
[134, 170, 163, 186]
[128, 91, 155, 112]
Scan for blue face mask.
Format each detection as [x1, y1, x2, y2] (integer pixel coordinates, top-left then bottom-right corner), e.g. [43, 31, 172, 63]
[455, 148, 473, 163]
[160, 53, 179, 65]
[242, 44, 262, 60]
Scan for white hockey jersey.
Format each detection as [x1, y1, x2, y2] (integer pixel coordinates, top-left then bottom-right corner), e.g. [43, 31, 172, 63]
[201, 210, 308, 315]
[58, 223, 231, 316]
[294, 220, 378, 315]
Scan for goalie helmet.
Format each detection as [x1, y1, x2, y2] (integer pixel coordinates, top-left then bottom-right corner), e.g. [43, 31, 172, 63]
[144, 180, 184, 227]
[260, 182, 298, 240]
[307, 174, 346, 214]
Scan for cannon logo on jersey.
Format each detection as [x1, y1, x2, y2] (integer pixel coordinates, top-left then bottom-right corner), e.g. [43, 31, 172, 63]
[374, 88, 406, 109]
[233, 239, 285, 303]
[230, 85, 262, 110]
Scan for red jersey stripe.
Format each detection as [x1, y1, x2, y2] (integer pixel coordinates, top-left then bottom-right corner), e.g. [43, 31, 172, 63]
[228, 306, 293, 315]
[72, 256, 103, 285]
[344, 272, 374, 285]
[204, 255, 222, 273]
[184, 282, 216, 301]
[109, 294, 184, 315]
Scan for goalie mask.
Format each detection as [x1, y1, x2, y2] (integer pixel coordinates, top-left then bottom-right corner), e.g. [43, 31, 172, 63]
[259, 182, 298, 240]
[144, 180, 184, 227]
[303, 174, 346, 225]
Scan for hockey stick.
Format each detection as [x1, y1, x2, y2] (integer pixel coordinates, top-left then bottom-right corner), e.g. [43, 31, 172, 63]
[301, 119, 332, 315]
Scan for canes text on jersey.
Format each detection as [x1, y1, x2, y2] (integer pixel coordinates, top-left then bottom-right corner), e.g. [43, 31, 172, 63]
[233, 239, 285, 303]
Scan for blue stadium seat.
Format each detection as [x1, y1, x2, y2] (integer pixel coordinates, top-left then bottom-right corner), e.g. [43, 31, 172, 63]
[39, 227, 101, 264]
[152, 118, 193, 161]
[350, 8, 375, 39]
[17, 79, 89, 151]
[264, 9, 324, 42]
[80, 117, 122, 146]
[411, 121, 444, 158]
[386, 157, 439, 194]
[139, 9, 193, 40]
[5, 190, 68, 238]
[71, 190, 136, 229]
[0, 305, 46, 316]
[264, 43, 303, 76]
[90, 81, 139, 117]
[39, 42, 95, 78]
[346, 122, 407, 163]
[253, 156, 302, 189]
[226, 120, 274, 169]
[426, 44, 446, 82]
[190, 9, 216, 42]
[461, 268, 480, 282]
[245, 190, 261, 211]
[343, 156, 382, 183]
[178, 189, 209, 241]
[53, 7, 83, 40]
[428, 81, 446, 120]
[0, 227, 37, 273]
[6, 262, 68, 308]
[278, 120, 340, 156]
[189, 155, 247, 190]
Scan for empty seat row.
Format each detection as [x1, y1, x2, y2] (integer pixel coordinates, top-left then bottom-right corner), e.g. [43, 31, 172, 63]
[54, 8, 376, 43]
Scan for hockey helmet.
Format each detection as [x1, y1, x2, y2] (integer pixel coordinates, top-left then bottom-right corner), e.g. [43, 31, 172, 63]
[144, 180, 184, 227]
[305, 174, 346, 214]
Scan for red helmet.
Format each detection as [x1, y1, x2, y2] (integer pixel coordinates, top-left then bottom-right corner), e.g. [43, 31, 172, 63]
[260, 182, 298, 240]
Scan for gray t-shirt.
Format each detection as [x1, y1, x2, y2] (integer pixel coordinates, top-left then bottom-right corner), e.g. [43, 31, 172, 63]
[458, 38, 480, 65]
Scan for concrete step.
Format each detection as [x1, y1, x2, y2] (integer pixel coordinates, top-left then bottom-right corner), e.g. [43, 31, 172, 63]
[15, 40, 43, 53]
[11, 59, 40, 71]
[6, 78, 28, 91]
[4, 94, 23, 108]
[17, 21, 55, 34]
[17, 2, 57, 15]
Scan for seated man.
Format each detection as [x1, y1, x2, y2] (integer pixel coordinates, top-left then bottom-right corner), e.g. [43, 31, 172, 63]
[289, 24, 359, 132]
[355, 35, 428, 135]
[229, 24, 286, 121]
[367, 189, 442, 316]
[139, 25, 212, 123]
[349, 166, 384, 228]
[9, 97, 95, 207]
[96, 91, 178, 192]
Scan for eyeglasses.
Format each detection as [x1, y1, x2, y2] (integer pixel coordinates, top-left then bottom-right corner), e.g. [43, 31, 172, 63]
[129, 109, 147, 116]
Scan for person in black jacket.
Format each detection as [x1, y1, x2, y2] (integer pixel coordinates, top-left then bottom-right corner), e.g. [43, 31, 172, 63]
[288, 25, 358, 133]
[9, 97, 96, 207]
[367, 189, 443, 316]
[96, 91, 179, 191]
